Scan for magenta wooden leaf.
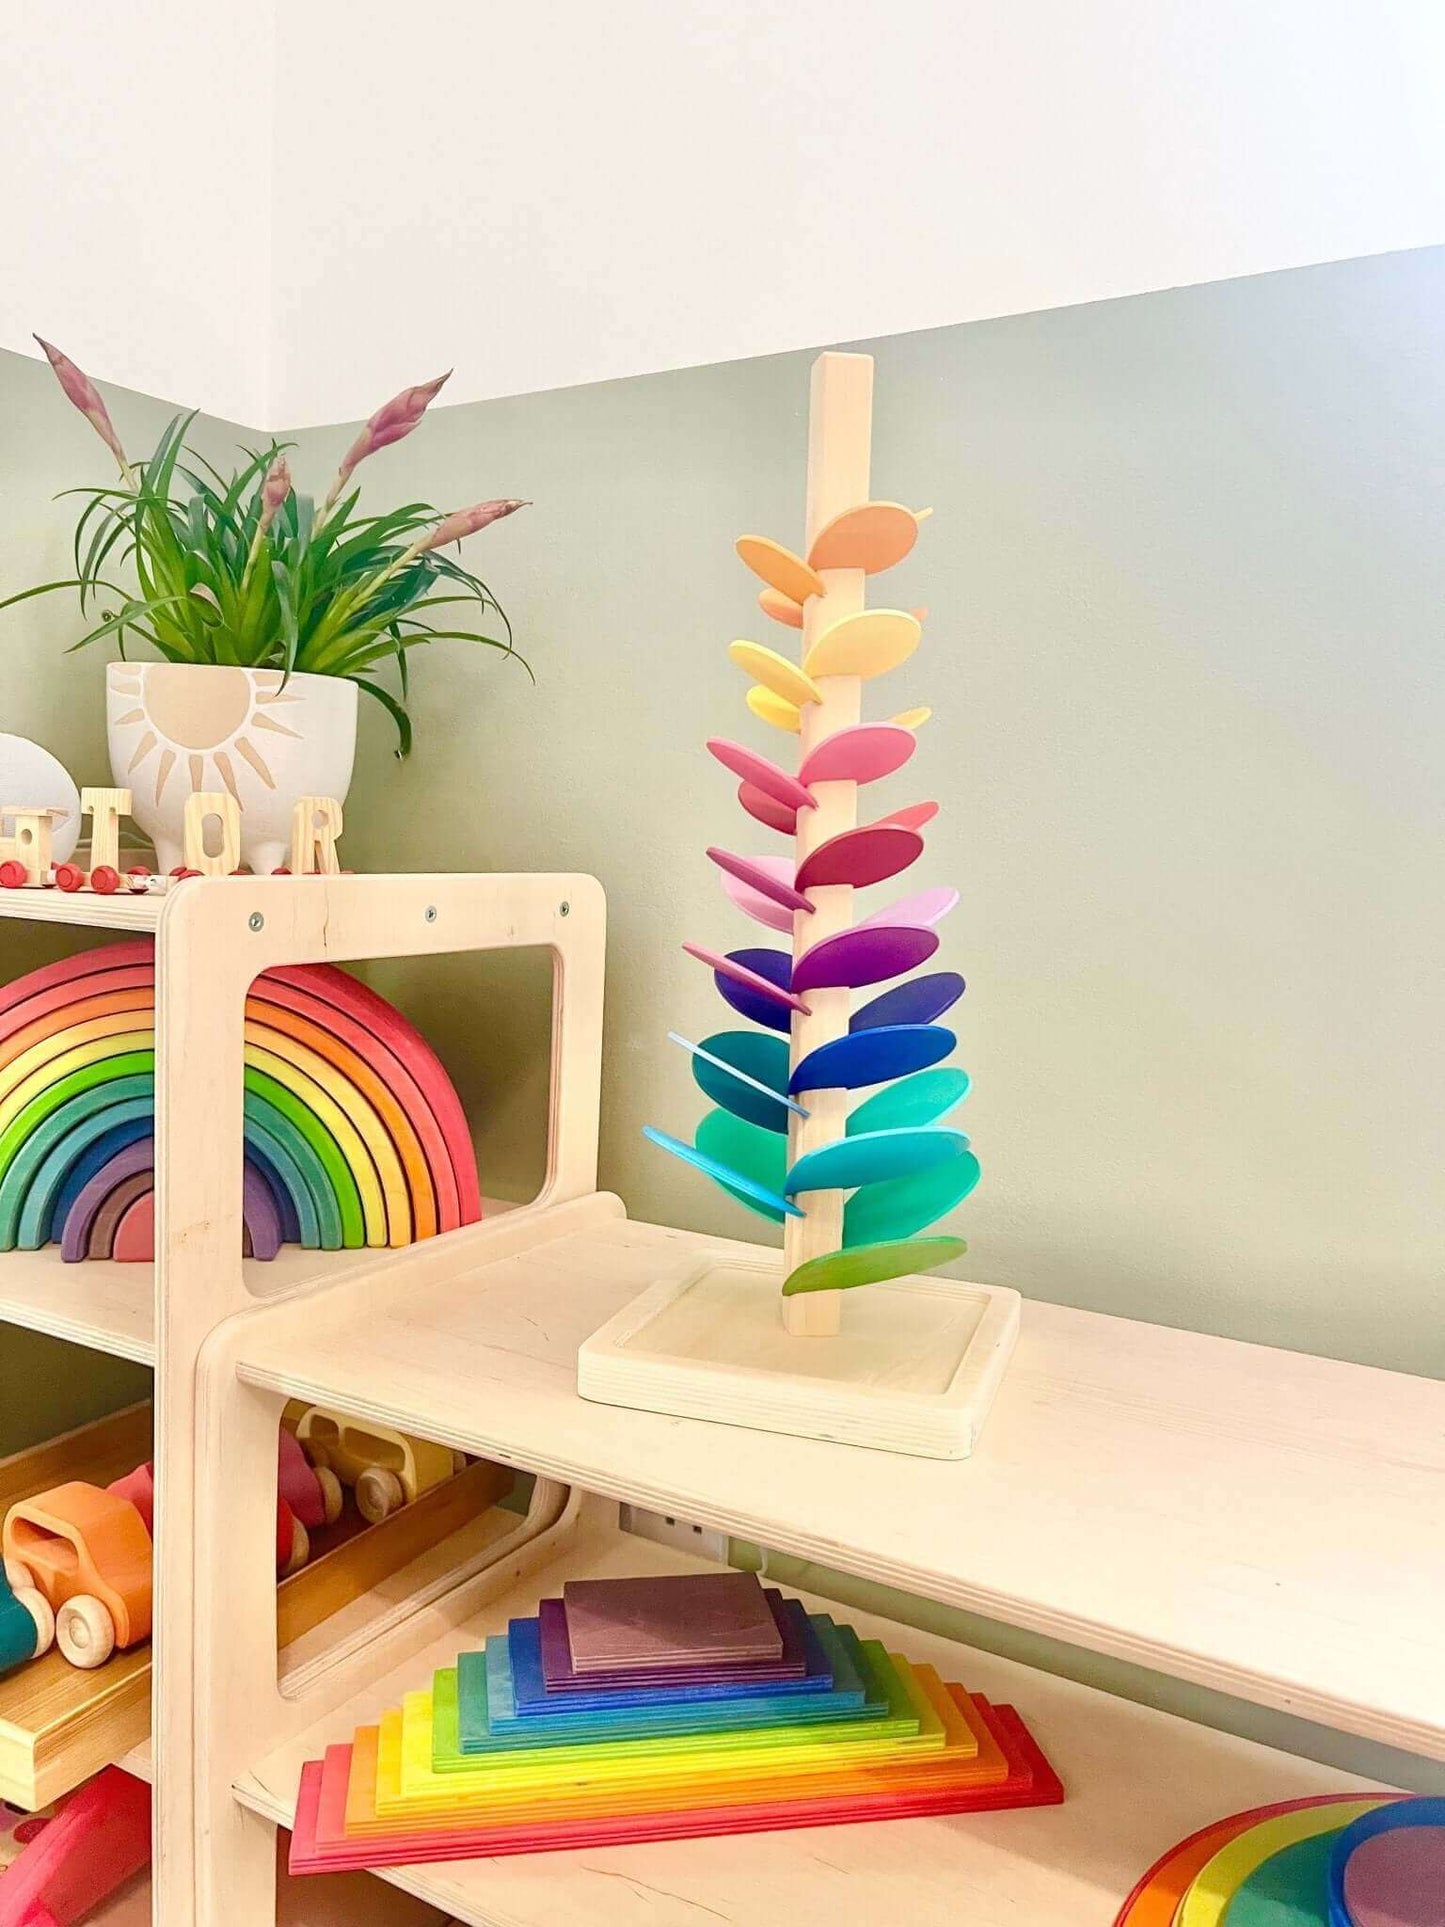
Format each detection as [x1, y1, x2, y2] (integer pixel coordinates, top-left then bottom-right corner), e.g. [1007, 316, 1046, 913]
[708, 847, 813, 915]
[791, 923, 940, 993]
[737, 782, 797, 836]
[795, 824, 922, 891]
[798, 724, 915, 787]
[682, 942, 810, 1015]
[706, 739, 814, 812]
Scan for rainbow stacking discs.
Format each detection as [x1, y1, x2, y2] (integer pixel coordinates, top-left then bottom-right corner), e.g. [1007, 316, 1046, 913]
[799, 725, 916, 787]
[707, 947, 797, 1033]
[687, 1030, 794, 1132]
[1333, 1799, 1445, 1927]
[792, 924, 939, 993]
[643, 1127, 801, 1219]
[786, 1126, 969, 1195]
[789, 1026, 955, 1095]
[1177, 1802, 1386, 1927]
[852, 971, 966, 1032]
[783, 1234, 966, 1296]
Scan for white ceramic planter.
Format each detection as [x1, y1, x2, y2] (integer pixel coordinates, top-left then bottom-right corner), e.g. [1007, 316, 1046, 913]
[106, 662, 357, 875]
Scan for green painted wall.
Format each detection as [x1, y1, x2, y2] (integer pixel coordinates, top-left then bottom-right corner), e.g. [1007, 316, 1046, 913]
[0, 245, 1440, 1784]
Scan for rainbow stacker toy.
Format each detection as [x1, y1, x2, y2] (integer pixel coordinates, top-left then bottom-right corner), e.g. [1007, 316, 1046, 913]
[579, 352, 1019, 1459]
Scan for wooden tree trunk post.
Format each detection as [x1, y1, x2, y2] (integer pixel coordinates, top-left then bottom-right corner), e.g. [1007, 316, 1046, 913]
[783, 351, 874, 1336]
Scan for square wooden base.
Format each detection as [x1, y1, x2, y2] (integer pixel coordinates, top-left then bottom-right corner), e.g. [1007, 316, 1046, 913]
[578, 1252, 1020, 1459]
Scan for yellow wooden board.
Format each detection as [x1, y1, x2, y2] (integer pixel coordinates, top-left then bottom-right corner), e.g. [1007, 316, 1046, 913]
[808, 501, 921, 574]
[805, 609, 922, 681]
[728, 641, 821, 709]
[0, 1029, 154, 1135]
[891, 707, 932, 730]
[736, 536, 825, 605]
[758, 588, 804, 629]
[746, 686, 802, 733]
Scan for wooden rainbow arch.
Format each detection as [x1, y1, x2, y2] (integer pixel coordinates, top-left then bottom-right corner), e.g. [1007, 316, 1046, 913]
[0, 941, 482, 1262]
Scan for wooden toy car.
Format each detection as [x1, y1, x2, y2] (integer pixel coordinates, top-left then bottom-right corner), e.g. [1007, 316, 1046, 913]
[0, 1763, 150, 1924]
[0, 1567, 55, 1677]
[293, 1407, 465, 1525]
[107, 1456, 319, 1579]
[3, 1483, 151, 1669]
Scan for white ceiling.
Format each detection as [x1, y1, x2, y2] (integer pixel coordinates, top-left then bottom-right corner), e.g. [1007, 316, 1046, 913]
[3, 0, 1443, 429]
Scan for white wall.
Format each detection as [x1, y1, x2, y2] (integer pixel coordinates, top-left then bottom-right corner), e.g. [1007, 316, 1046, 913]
[0, 2, 274, 427]
[2, 2, 1443, 427]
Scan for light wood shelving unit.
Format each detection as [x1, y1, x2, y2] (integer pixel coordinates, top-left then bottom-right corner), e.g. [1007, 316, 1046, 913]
[3, 875, 1441, 1927]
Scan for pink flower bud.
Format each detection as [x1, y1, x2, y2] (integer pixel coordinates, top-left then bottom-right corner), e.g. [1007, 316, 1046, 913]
[420, 498, 529, 552]
[262, 452, 293, 516]
[333, 370, 451, 495]
[34, 335, 131, 477]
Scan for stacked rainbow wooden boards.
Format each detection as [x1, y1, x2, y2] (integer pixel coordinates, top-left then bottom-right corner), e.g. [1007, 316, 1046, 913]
[0, 941, 480, 1262]
[1117, 1793, 1445, 1925]
[288, 1569, 1062, 1872]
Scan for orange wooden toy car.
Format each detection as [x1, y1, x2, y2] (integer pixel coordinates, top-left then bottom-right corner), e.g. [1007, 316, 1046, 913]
[3, 1482, 152, 1669]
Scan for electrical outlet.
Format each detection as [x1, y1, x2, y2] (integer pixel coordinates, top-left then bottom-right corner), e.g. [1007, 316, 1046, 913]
[619, 1503, 729, 1564]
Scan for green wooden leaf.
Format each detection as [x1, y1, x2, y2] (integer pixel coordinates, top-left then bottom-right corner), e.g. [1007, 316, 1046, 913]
[782, 1235, 967, 1296]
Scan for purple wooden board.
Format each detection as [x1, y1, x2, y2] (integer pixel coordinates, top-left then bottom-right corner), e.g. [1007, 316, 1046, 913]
[795, 824, 922, 891]
[243, 1160, 284, 1261]
[860, 886, 958, 929]
[720, 859, 797, 932]
[737, 782, 797, 836]
[709, 947, 796, 1034]
[683, 943, 809, 1015]
[710, 848, 812, 917]
[852, 971, 966, 1031]
[790, 1024, 955, 1095]
[536, 1591, 808, 1695]
[87, 1170, 152, 1258]
[798, 724, 915, 786]
[562, 1570, 783, 1672]
[792, 923, 939, 993]
[706, 739, 814, 813]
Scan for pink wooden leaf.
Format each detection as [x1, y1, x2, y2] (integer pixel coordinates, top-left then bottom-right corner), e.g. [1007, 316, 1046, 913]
[738, 782, 797, 835]
[798, 724, 916, 787]
[795, 825, 923, 891]
[706, 739, 814, 813]
[683, 943, 810, 1014]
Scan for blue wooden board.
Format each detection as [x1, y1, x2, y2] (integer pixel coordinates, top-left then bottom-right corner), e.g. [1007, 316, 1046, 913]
[644, 1125, 802, 1216]
[689, 1030, 795, 1132]
[851, 972, 965, 1032]
[713, 948, 795, 1035]
[785, 1126, 970, 1195]
[848, 1068, 971, 1133]
[844, 1149, 981, 1245]
[789, 1024, 953, 1095]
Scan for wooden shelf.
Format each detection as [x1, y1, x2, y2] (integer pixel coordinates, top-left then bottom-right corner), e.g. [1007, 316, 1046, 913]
[234, 1501, 1391, 1927]
[0, 1206, 524, 1366]
[89, 1860, 453, 1925]
[227, 1195, 1445, 1764]
[0, 889, 163, 933]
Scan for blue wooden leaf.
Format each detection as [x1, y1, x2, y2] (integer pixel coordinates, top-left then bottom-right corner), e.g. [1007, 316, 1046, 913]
[713, 948, 794, 1034]
[851, 971, 965, 1032]
[789, 1024, 954, 1095]
[785, 1126, 970, 1195]
[644, 1126, 801, 1216]
[848, 1068, 971, 1133]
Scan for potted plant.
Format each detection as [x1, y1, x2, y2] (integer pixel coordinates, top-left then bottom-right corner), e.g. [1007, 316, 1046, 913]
[1, 340, 527, 873]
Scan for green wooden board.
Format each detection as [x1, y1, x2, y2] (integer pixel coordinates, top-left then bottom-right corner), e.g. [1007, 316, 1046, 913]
[0, 1080, 153, 1248]
[0, 1050, 154, 1188]
[245, 1068, 364, 1248]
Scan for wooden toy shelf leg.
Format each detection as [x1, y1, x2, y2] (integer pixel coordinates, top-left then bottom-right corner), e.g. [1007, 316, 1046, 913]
[784, 351, 873, 1337]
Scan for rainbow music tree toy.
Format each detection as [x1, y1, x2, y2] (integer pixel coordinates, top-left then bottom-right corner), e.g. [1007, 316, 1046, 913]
[579, 352, 1020, 1460]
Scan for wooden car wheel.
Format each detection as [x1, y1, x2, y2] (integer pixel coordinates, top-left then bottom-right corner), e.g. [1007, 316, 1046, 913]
[4, 1558, 35, 1592]
[13, 1586, 54, 1657]
[280, 1517, 310, 1578]
[313, 1465, 344, 1526]
[451, 1450, 468, 1476]
[355, 1468, 404, 1525]
[57, 1595, 116, 1669]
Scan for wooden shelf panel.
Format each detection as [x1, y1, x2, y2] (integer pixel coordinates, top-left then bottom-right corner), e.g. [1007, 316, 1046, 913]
[90, 1860, 451, 1925]
[0, 890, 163, 932]
[0, 1205, 523, 1365]
[235, 1505, 1390, 1927]
[228, 1197, 1445, 1762]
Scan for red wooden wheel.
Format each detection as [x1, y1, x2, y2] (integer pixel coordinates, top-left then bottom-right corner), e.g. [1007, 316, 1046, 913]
[54, 863, 85, 893]
[0, 861, 28, 889]
[89, 865, 121, 894]
[271, 866, 291, 875]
